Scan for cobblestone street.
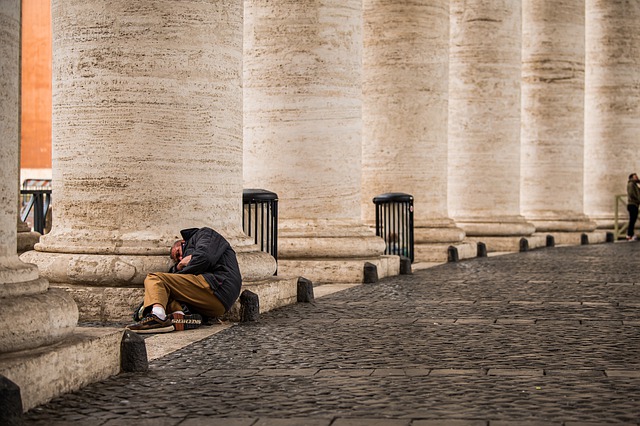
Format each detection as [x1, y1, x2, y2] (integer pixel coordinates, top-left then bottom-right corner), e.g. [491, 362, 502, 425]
[24, 242, 640, 425]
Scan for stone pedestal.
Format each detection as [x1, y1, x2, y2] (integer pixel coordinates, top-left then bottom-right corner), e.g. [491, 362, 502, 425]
[244, 0, 391, 283]
[449, 0, 534, 250]
[22, 0, 277, 322]
[16, 219, 39, 254]
[0, 0, 77, 354]
[361, 0, 471, 263]
[584, 0, 640, 229]
[521, 0, 597, 236]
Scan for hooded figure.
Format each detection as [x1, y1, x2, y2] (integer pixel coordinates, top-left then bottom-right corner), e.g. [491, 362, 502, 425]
[127, 227, 242, 333]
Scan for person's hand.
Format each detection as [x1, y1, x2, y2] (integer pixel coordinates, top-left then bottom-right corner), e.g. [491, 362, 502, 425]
[176, 255, 192, 271]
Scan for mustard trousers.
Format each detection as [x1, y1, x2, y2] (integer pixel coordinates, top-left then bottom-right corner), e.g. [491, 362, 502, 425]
[143, 272, 225, 318]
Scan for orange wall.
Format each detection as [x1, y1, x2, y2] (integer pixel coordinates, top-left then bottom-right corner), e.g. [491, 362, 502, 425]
[21, 0, 52, 169]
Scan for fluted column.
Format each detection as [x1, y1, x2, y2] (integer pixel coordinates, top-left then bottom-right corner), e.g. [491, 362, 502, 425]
[0, 0, 77, 353]
[521, 0, 596, 239]
[448, 0, 536, 251]
[362, 0, 473, 262]
[585, 0, 640, 229]
[244, 0, 388, 283]
[22, 0, 276, 321]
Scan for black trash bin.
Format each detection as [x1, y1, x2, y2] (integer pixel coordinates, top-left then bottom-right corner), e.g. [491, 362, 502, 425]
[373, 192, 414, 263]
[242, 189, 278, 263]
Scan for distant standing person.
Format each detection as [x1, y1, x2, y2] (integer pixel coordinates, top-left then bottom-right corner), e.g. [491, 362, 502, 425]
[627, 173, 640, 241]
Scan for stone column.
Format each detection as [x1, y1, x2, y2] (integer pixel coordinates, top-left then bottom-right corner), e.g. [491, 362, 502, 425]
[244, 0, 389, 283]
[448, 0, 538, 252]
[361, 0, 474, 262]
[0, 0, 77, 353]
[584, 0, 640, 229]
[521, 0, 597, 244]
[22, 0, 276, 321]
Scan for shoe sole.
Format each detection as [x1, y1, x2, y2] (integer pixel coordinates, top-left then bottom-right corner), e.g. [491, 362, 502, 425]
[171, 313, 203, 331]
[127, 325, 175, 334]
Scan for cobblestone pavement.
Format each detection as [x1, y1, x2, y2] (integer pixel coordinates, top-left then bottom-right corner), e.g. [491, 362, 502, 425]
[25, 242, 640, 425]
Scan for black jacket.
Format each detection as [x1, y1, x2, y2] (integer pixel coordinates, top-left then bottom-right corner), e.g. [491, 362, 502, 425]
[176, 227, 242, 312]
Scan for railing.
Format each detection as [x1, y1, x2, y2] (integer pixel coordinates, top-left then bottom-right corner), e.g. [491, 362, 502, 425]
[20, 189, 51, 234]
[373, 192, 414, 263]
[242, 189, 278, 265]
[614, 194, 629, 240]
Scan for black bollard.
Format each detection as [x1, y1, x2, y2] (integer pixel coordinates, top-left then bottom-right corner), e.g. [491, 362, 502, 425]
[546, 235, 555, 247]
[120, 330, 148, 372]
[0, 375, 23, 426]
[399, 256, 412, 275]
[477, 242, 487, 257]
[447, 246, 459, 263]
[581, 233, 589, 245]
[606, 232, 615, 243]
[363, 262, 378, 283]
[297, 277, 315, 303]
[240, 290, 260, 322]
[519, 238, 529, 252]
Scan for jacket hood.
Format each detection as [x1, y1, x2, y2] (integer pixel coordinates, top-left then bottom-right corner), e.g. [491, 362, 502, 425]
[180, 228, 200, 242]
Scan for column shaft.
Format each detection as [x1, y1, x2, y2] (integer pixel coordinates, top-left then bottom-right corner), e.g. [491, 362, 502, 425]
[521, 0, 596, 234]
[448, 0, 535, 247]
[584, 0, 640, 228]
[22, 0, 276, 321]
[362, 0, 470, 262]
[244, 0, 388, 282]
[0, 0, 77, 353]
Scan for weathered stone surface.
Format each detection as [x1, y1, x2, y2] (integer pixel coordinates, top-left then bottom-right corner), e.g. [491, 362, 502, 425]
[449, 0, 534, 239]
[243, 0, 389, 282]
[1, 0, 78, 358]
[361, 0, 465, 258]
[0, 289, 78, 353]
[521, 0, 596, 234]
[584, 0, 640, 228]
[1, 327, 122, 411]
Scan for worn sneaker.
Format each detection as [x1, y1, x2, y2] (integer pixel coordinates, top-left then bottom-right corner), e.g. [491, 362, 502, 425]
[170, 313, 203, 331]
[126, 314, 174, 334]
[627, 235, 639, 241]
[132, 301, 145, 322]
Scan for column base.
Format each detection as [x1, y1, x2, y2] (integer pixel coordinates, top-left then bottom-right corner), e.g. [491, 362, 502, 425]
[526, 216, 597, 233]
[540, 231, 610, 246]
[0, 327, 122, 411]
[17, 231, 40, 254]
[278, 255, 400, 284]
[415, 241, 478, 263]
[21, 248, 277, 286]
[54, 275, 300, 323]
[465, 234, 548, 253]
[455, 216, 536, 237]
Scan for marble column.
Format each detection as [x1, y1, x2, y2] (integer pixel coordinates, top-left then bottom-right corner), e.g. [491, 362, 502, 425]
[361, 0, 474, 262]
[244, 0, 389, 283]
[584, 0, 640, 229]
[22, 0, 276, 321]
[0, 0, 77, 353]
[448, 0, 537, 251]
[521, 0, 597, 243]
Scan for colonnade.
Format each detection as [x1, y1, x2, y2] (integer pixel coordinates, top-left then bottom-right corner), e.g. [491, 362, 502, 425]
[1, 0, 638, 345]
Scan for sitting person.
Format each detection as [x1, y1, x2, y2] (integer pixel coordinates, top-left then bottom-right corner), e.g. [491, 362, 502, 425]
[127, 227, 242, 333]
